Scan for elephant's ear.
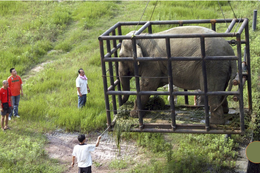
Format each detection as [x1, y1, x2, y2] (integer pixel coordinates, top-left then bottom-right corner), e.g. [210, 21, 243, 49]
[136, 44, 143, 65]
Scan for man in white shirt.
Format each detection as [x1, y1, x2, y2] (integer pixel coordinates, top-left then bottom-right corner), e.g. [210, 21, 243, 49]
[71, 134, 101, 173]
[76, 68, 90, 108]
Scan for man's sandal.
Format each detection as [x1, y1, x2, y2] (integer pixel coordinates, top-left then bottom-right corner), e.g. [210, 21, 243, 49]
[4, 127, 10, 130]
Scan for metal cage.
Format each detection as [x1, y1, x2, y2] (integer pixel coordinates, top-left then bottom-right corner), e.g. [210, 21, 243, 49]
[98, 19, 252, 135]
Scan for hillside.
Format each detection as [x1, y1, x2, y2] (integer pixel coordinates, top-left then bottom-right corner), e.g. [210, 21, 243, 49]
[0, 1, 260, 172]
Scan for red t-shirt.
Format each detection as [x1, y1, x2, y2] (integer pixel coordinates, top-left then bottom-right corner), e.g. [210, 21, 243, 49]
[7, 75, 22, 96]
[0, 87, 12, 107]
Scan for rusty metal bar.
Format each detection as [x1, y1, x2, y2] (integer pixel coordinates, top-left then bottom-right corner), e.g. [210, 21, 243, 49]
[166, 38, 176, 130]
[139, 123, 240, 130]
[184, 89, 189, 105]
[238, 18, 248, 34]
[135, 21, 151, 35]
[107, 90, 240, 95]
[118, 21, 147, 25]
[228, 40, 246, 44]
[107, 39, 117, 115]
[104, 57, 134, 62]
[148, 25, 152, 34]
[132, 38, 143, 128]
[236, 33, 245, 133]
[149, 19, 238, 25]
[100, 40, 111, 127]
[104, 44, 121, 58]
[112, 30, 122, 106]
[226, 19, 237, 33]
[118, 25, 122, 43]
[200, 36, 210, 131]
[104, 56, 238, 62]
[245, 21, 252, 112]
[128, 128, 241, 134]
[100, 22, 120, 36]
[211, 22, 216, 31]
[107, 80, 120, 91]
[205, 56, 238, 60]
[117, 19, 241, 26]
[99, 33, 237, 40]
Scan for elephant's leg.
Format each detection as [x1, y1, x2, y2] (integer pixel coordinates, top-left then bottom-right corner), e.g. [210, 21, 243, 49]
[130, 77, 160, 118]
[130, 95, 151, 118]
[222, 97, 229, 114]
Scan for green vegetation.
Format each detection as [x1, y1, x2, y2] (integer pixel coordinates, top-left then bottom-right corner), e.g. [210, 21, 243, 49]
[0, 122, 64, 173]
[0, 1, 259, 172]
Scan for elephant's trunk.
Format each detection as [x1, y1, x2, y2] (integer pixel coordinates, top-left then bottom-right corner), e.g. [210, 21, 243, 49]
[120, 76, 131, 104]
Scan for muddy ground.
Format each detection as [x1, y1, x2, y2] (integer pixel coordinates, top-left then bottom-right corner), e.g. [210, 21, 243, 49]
[45, 130, 139, 173]
[45, 129, 248, 173]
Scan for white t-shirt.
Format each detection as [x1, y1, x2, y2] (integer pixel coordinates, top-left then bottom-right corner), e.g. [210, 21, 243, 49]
[76, 77, 88, 95]
[72, 144, 95, 168]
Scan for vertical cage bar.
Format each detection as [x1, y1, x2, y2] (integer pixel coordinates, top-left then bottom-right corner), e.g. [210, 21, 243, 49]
[245, 22, 252, 112]
[132, 38, 143, 128]
[236, 34, 245, 133]
[118, 25, 122, 44]
[166, 38, 176, 130]
[100, 40, 111, 127]
[211, 22, 216, 31]
[184, 89, 189, 105]
[253, 10, 257, 31]
[112, 30, 123, 106]
[107, 38, 117, 115]
[148, 25, 152, 34]
[200, 37, 210, 131]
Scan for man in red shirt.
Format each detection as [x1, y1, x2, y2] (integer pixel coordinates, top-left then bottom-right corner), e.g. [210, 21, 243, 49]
[0, 80, 13, 131]
[7, 68, 23, 120]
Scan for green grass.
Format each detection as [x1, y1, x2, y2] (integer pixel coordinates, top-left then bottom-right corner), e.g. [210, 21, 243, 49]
[0, 1, 260, 172]
[0, 121, 64, 173]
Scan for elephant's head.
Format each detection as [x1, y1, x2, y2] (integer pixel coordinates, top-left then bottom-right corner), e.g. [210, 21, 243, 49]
[119, 36, 143, 104]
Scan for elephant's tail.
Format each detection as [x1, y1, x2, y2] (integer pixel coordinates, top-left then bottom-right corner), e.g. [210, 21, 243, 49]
[213, 60, 237, 112]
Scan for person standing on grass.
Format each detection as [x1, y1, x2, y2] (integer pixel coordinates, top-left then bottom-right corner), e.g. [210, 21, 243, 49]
[76, 68, 90, 108]
[71, 135, 101, 173]
[0, 80, 13, 131]
[7, 68, 23, 120]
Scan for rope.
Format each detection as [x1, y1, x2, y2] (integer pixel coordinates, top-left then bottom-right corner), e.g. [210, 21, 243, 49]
[228, 1, 237, 19]
[234, 17, 242, 33]
[133, 0, 150, 36]
[100, 126, 110, 136]
[227, 1, 241, 33]
[218, 1, 228, 28]
[149, 0, 158, 21]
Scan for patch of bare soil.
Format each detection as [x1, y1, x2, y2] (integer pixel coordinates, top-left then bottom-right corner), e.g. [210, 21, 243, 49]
[45, 130, 138, 173]
[23, 61, 53, 82]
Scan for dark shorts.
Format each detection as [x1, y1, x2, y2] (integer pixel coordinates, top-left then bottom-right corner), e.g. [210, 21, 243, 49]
[78, 166, 91, 173]
[1, 107, 11, 116]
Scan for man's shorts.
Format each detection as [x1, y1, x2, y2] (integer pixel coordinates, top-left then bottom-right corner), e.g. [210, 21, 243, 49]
[1, 107, 11, 116]
[78, 166, 91, 173]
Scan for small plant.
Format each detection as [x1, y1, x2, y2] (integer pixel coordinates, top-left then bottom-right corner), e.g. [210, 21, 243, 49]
[109, 158, 128, 170]
[145, 95, 166, 110]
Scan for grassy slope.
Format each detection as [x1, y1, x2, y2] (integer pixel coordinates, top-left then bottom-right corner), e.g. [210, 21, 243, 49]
[0, 1, 260, 172]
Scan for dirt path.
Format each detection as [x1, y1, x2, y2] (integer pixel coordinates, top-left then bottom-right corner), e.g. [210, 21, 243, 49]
[45, 130, 138, 173]
[23, 61, 53, 83]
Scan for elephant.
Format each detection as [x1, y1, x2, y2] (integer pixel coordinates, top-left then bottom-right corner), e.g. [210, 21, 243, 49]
[118, 26, 237, 124]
